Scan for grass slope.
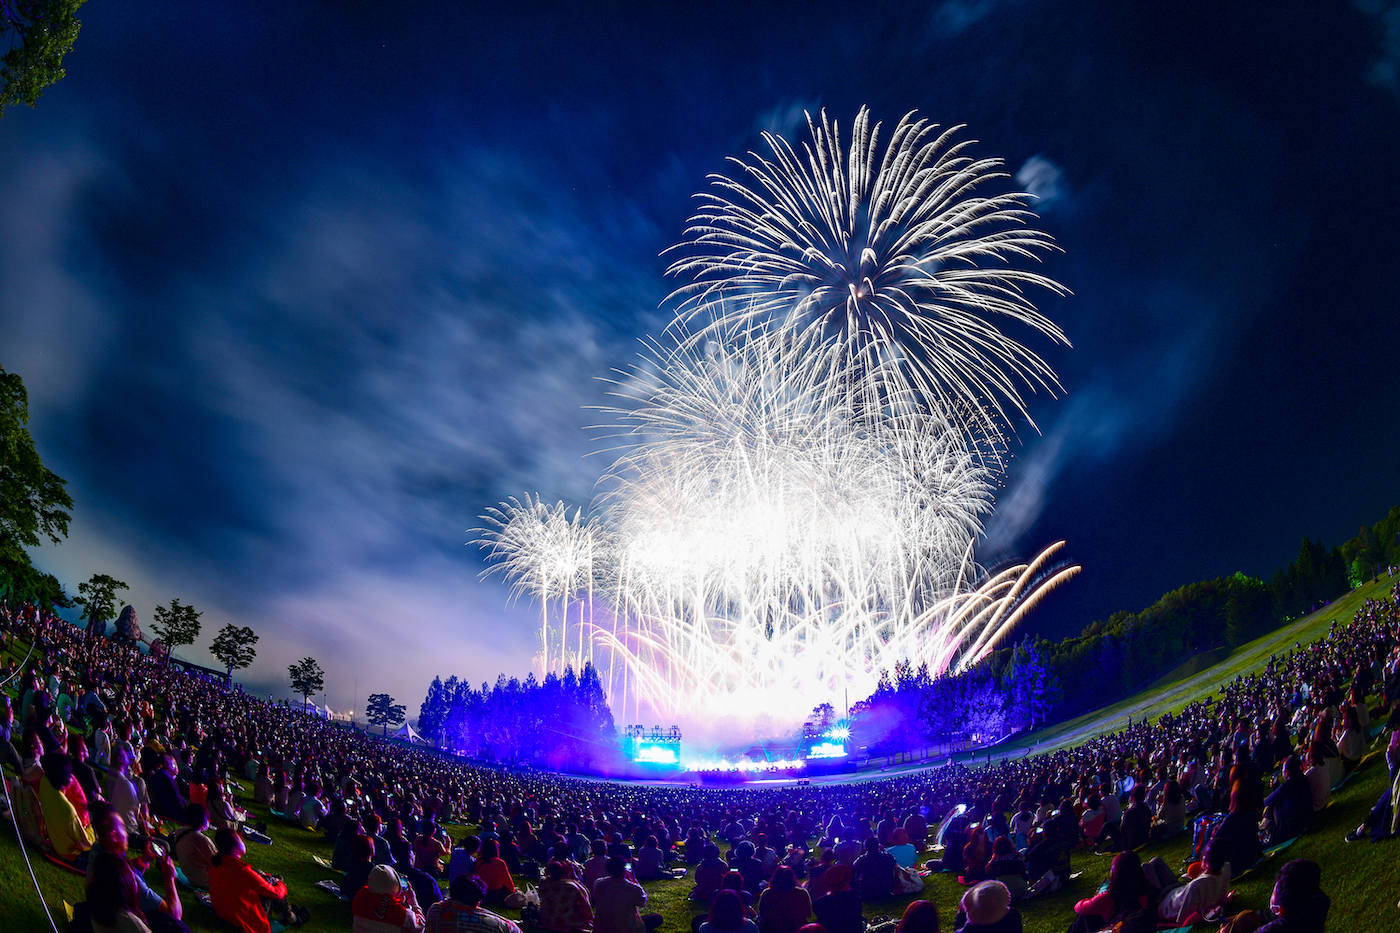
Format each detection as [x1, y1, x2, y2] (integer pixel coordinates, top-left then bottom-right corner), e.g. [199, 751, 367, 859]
[3, 577, 1397, 932]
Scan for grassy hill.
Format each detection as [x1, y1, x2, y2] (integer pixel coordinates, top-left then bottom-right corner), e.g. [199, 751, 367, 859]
[4, 576, 1397, 932]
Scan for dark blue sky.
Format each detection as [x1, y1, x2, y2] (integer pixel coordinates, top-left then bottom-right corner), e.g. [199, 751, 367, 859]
[2, 0, 1398, 711]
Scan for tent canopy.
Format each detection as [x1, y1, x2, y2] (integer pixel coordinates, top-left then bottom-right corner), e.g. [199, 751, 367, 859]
[393, 721, 425, 743]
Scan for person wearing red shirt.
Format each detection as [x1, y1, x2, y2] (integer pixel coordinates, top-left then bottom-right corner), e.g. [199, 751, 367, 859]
[476, 838, 525, 908]
[208, 828, 307, 932]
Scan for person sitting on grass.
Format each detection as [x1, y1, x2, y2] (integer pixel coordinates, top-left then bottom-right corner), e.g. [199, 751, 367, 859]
[955, 880, 1021, 933]
[549, 840, 587, 882]
[298, 777, 328, 830]
[1145, 842, 1230, 927]
[411, 818, 447, 875]
[426, 874, 521, 933]
[69, 730, 104, 805]
[145, 754, 188, 824]
[690, 843, 726, 903]
[39, 752, 94, 865]
[1207, 785, 1262, 875]
[983, 836, 1028, 899]
[272, 769, 289, 811]
[365, 812, 395, 865]
[209, 827, 309, 932]
[1303, 743, 1331, 814]
[1257, 858, 1330, 933]
[959, 827, 991, 883]
[885, 829, 917, 869]
[1068, 850, 1154, 933]
[1335, 705, 1366, 775]
[172, 803, 217, 890]
[584, 838, 612, 891]
[1077, 794, 1105, 848]
[205, 776, 247, 833]
[539, 859, 595, 933]
[592, 856, 662, 933]
[343, 834, 380, 902]
[729, 840, 764, 894]
[756, 865, 811, 933]
[385, 817, 413, 868]
[1114, 784, 1148, 851]
[352, 864, 425, 933]
[868, 899, 938, 933]
[252, 761, 273, 806]
[810, 865, 862, 933]
[402, 845, 444, 911]
[635, 834, 669, 880]
[702, 889, 759, 933]
[1262, 755, 1312, 844]
[448, 833, 482, 885]
[476, 837, 525, 908]
[1148, 779, 1186, 841]
[851, 837, 896, 901]
[86, 803, 188, 933]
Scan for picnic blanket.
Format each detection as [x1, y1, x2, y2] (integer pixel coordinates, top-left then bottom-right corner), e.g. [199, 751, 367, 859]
[174, 866, 208, 892]
[316, 879, 348, 899]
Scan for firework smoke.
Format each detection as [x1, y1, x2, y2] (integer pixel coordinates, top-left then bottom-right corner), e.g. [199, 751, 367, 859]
[480, 108, 1077, 731]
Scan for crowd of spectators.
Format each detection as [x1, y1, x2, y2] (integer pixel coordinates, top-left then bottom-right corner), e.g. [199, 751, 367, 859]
[5, 584, 1394, 933]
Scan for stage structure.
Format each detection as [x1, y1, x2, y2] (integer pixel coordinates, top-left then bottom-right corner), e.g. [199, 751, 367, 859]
[800, 720, 852, 761]
[481, 108, 1080, 729]
[623, 724, 683, 766]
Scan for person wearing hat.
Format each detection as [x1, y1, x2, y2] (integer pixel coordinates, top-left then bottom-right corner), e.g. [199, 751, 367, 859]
[352, 863, 426, 933]
[956, 880, 1021, 933]
[426, 874, 522, 933]
[810, 864, 863, 933]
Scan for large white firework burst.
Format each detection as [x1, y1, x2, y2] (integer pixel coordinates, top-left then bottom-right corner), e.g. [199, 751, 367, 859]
[667, 107, 1070, 439]
[480, 108, 1078, 729]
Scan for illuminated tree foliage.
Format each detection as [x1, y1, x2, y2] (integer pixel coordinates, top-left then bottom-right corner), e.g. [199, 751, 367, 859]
[0, 365, 72, 604]
[1, 0, 85, 115]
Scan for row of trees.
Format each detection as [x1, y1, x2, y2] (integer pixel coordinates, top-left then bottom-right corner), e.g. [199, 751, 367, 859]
[418, 662, 617, 769]
[852, 638, 1057, 754]
[857, 508, 1400, 747]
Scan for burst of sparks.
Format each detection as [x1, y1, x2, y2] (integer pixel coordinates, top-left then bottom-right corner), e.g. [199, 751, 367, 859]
[666, 107, 1070, 438]
[479, 108, 1078, 728]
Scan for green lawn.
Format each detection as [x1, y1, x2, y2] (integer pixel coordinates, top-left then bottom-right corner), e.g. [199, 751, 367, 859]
[4, 577, 1398, 932]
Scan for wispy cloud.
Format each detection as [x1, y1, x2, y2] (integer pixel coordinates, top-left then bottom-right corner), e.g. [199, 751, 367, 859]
[3, 133, 666, 706]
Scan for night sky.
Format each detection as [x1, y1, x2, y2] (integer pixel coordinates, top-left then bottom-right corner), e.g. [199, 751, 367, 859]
[2, 1, 1398, 715]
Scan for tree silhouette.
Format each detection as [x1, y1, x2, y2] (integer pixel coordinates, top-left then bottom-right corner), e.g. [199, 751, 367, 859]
[367, 693, 407, 736]
[75, 574, 128, 637]
[150, 597, 202, 662]
[210, 624, 258, 680]
[288, 657, 325, 712]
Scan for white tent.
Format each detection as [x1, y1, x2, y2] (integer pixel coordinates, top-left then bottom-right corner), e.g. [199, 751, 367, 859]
[393, 721, 425, 743]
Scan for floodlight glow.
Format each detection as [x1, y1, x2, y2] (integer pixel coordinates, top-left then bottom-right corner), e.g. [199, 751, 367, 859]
[826, 725, 851, 740]
[808, 742, 849, 759]
[634, 744, 679, 764]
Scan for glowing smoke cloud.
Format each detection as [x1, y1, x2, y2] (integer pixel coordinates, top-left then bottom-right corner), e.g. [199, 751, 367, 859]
[480, 108, 1079, 729]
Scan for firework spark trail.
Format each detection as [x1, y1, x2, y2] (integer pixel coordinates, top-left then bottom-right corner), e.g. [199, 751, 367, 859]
[479, 108, 1078, 729]
[666, 108, 1070, 440]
